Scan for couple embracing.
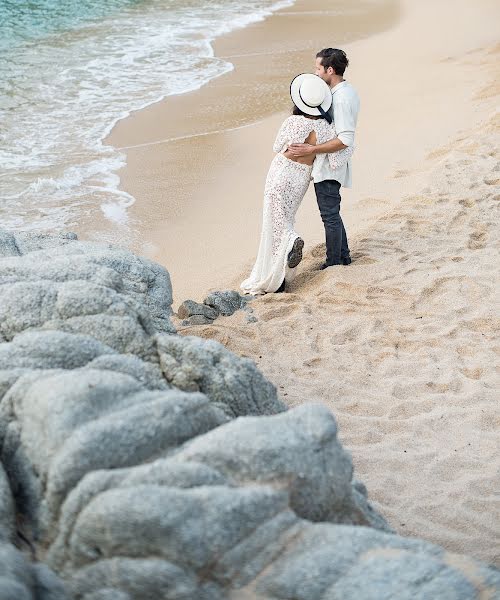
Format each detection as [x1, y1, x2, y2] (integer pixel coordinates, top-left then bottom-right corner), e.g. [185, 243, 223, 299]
[241, 48, 360, 295]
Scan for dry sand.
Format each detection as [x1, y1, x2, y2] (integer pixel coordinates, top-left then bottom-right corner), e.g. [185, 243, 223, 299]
[105, 0, 499, 565]
[179, 108, 500, 564]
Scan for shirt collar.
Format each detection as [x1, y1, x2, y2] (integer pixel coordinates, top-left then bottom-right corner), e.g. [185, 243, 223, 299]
[331, 80, 348, 94]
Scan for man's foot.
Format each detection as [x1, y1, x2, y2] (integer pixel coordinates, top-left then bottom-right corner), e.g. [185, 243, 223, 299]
[319, 256, 351, 270]
[287, 237, 304, 269]
[275, 279, 286, 293]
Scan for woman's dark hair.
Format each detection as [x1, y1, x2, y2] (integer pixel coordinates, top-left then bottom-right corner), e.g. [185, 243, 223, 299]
[316, 48, 349, 76]
[292, 105, 307, 116]
[292, 105, 323, 119]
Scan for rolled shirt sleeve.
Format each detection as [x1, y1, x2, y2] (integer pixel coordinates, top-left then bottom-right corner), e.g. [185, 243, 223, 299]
[312, 81, 360, 187]
[333, 101, 356, 147]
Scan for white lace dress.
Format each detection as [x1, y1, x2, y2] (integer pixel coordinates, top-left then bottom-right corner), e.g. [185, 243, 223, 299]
[240, 115, 354, 295]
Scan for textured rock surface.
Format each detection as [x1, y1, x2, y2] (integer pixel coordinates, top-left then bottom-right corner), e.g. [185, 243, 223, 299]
[0, 229, 498, 600]
[177, 299, 218, 321]
[176, 291, 251, 326]
[203, 290, 248, 316]
[0, 463, 15, 540]
[156, 333, 285, 418]
[0, 233, 175, 345]
[0, 461, 69, 599]
[0, 537, 70, 599]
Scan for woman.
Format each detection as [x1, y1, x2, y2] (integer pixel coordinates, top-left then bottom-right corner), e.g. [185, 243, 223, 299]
[240, 73, 353, 295]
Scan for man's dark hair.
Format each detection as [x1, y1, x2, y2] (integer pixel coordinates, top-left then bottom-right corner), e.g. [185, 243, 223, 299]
[316, 48, 349, 76]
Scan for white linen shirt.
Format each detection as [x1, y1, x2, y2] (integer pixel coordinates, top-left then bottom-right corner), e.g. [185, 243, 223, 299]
[312, 80, 360, 188]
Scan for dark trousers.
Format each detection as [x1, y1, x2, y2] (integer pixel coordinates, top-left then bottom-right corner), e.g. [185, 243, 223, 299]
[314, 179, 350, 265]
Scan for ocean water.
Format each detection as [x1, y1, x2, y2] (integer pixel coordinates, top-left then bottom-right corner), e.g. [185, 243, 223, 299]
[0, 0, 294, 238]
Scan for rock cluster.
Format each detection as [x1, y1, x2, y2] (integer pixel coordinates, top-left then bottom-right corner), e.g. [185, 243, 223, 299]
[0, 229, 498, 599]
[177, 290, 255, 325]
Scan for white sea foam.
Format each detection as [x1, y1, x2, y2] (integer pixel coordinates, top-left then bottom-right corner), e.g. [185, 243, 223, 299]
[0, 0, 295, 239]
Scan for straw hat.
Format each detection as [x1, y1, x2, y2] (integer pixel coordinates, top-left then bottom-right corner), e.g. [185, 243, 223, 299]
[290, 73, 332, 121]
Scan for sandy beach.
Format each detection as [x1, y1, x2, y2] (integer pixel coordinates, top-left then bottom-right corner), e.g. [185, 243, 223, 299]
[104, 0, 500, 566]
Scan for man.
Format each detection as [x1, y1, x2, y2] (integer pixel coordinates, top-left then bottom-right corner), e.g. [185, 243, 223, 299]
[289, 48, 360, 268]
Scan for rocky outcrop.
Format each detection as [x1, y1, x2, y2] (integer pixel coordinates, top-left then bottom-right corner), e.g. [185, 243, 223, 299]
[0, 230, 175, 348]
[0, 229, 498, 599]
[177, 290, 252, 326]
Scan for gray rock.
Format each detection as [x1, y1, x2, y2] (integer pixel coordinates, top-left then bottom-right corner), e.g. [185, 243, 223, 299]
[177, 300, 218, 321]
[47, 459, 229, 571]
[183, 314, 216, 326]
[0, 542, 35, 600]
[0, 231, 20, 257]
[252, 523, 497, 599]
[51, 470, 499, 599]
[14, 231, 78, 255]
[173, 403, 388, 529]
[203, 290, 247, 316]
[45, 405, 390, 596]
[33, 563, 70, 600]
[0, 231, 175, 335]
[0, 463, 14, 540]
[327, 550, 477, 600]
[82, 591, 131, 600]
[0, 280, 159, 360]
[84, 354, 168, 390]
[70, 558, 206, 600]
[0, 330, 115, 371]
[64, 484, 290, 571]
[1, 368, 228, 540]
[156, 333, 285, 417]
[0, 542, 69, 600]
[0, 370, 29, 407]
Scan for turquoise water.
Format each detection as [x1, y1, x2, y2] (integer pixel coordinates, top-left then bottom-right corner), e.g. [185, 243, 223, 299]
[0, 0, 142, 51]
[0, 0, 294, 241]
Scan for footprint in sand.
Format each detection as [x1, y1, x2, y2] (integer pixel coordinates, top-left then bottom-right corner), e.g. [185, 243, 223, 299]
[331, 326, 360, 346]
[427, 145, 452, 160]
[351, 254, 377, 265]
[459, 198, 476, 208]
[467, 223, 488, 249]
[459, 367, 483, 380]
[310, 244, 326, 258]
[357, 197, 389, 209]
[448, 210, 468, 230]
[302, 357, 322, 368]
[259, 305, 298, 322]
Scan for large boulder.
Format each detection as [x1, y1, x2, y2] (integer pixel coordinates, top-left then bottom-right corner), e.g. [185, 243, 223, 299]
[0, 232, 175, 338]
[0, 368, 229, 540]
